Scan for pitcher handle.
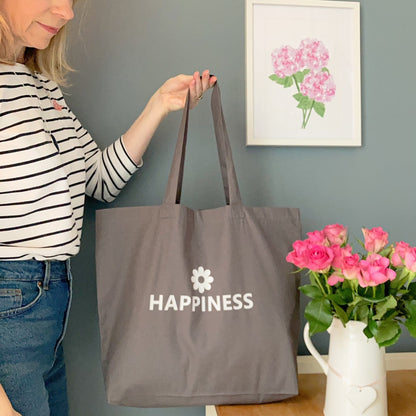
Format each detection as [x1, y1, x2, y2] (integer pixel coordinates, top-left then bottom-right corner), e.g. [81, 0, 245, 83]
[303, 323, 329, 375]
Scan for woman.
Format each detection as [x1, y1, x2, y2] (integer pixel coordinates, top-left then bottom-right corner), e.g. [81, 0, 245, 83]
[0, 1, 217, 415]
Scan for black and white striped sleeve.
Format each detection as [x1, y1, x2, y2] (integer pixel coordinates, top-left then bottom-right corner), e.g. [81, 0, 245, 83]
[70, 112, 142, 202]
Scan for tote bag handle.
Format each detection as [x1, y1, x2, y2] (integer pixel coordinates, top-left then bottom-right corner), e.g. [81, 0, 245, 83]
[163, 83, 242, 207]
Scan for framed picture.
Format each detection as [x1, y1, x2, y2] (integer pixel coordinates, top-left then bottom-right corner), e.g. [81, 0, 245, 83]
[246, 0, 361, 146]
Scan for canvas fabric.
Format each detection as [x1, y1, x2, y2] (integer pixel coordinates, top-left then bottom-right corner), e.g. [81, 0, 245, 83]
[95, 84, 301, 407]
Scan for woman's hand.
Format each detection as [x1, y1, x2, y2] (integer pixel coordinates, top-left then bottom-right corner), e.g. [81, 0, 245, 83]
[188, 69, 217, 109]
[122, 70, 217, 165]
[0, 384, 22, 416]
[156, 70, 217, 115]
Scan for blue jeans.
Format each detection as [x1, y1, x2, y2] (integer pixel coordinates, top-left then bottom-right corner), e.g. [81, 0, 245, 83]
[0, 260, 72, 416]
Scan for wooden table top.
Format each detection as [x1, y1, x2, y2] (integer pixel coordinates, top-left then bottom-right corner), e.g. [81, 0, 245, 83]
[215, 370, 416, 416]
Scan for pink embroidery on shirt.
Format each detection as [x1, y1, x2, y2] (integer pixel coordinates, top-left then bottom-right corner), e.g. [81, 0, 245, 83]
[53, 99, 63, 111]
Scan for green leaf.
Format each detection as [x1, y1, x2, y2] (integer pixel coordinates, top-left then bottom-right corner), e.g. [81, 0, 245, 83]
[350, 295, 365, 306]
[367, 316, 378, 337]
[332, 302, 349, 325]
[291, 71, 302, 84]
[375, 284, 387, 299]
[269, 74, 281, 82]
[373, 296, 397, 320]
[340, 287, 354, 303]
[269, 74, 294, 88]
[283, 76, 294, 88]
[329, 289, 353, 308]
[379, 326, 402, 347]
[384, 309, 399, 320]
[300, 285, 323, 299]
[363, 326, 374, 339]
[346, 297, 367, 318]
[405, 300, 416, 337]
[305, 298, 333, 336]
[297, 96, 314, 110]
[329, 293, 348, 306]
[329, 288, 353, 306]
[293, 92, 304, 102]
[292, 69, 311, 84]
[358, 284, 388, 303]
[269, 74, 287, 86]
[358, 294, 389, 304]
[293, 71, 303, 84]
[379, 246, 393, 258]
[406, 299, 416, 316]
[408, 282, 416, 298]
[405, 318, 416, 337]
[391, 268, 410, 289]
[313, 101, 325, 117]
[356, 304, 370, 322]
[322, 67, 330, 73]
[374, 320, 401, 346]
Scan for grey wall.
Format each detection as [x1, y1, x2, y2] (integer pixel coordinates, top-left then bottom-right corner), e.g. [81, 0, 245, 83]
[64, 0, 416, 414]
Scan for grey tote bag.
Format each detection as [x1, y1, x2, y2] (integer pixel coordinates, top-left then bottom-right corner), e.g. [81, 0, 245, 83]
[95, 83, 301, 407]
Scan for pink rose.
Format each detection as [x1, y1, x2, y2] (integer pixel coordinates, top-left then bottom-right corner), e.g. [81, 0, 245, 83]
[331, 244, 351, 269]
[324, 224, 348, 246]
[300, 70, 336, 103]
[305, 244, 334, 272]
[286, 239, 310, 269]
[404, 247, 416, 272]
[358, 254, 396, 287]
[391, 241, 411, 267]
[306, 229, 327, 245]
[328, 273, 344, 286]
[331, 245, 360, 280]
[271, 45, 300, 78]
[362, 227, 389, 253]
[296, 38, 330, 71]
[341, 253, 361, 280]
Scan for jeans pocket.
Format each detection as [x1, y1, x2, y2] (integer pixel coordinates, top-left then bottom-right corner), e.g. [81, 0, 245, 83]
[0, 288, 22, 314]
[0, 281, 43, 318]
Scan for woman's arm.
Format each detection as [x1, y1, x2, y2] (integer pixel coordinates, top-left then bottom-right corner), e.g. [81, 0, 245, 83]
[0, 384, 21, 416]
[75, 69, 216, 202]
[122, 70, 216, 164]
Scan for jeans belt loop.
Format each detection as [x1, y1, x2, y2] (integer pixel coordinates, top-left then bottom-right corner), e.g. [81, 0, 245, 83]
[43, 260, 51, 291]
[65, 259, 72, 282]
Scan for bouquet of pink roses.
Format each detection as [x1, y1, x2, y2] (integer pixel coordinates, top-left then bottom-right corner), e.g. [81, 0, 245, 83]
[286, 224, 416, 347]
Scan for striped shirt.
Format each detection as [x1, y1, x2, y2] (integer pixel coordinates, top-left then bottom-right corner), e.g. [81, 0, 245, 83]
[0, 63, 140, 261]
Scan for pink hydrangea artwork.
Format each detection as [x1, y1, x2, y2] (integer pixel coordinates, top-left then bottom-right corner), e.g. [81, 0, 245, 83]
[270, 38, 336, 129]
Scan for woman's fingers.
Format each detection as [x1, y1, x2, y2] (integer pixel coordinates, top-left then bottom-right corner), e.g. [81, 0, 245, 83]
[189, 70, 217, 108]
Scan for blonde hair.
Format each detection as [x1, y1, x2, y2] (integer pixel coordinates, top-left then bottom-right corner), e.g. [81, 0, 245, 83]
[0, 1, 80, 86]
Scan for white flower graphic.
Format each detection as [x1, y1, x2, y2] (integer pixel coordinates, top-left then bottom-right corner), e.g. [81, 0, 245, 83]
[191, 267, 214, 294]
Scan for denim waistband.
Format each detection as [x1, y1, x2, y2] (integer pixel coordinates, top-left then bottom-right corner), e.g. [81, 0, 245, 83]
[0, 259, 71, 282]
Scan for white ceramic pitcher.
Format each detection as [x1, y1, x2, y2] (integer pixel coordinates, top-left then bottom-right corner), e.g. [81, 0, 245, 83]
[304, 318, 387, 416]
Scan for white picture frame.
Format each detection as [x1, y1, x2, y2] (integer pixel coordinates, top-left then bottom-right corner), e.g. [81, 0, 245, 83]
[246, 0, 361, 146]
